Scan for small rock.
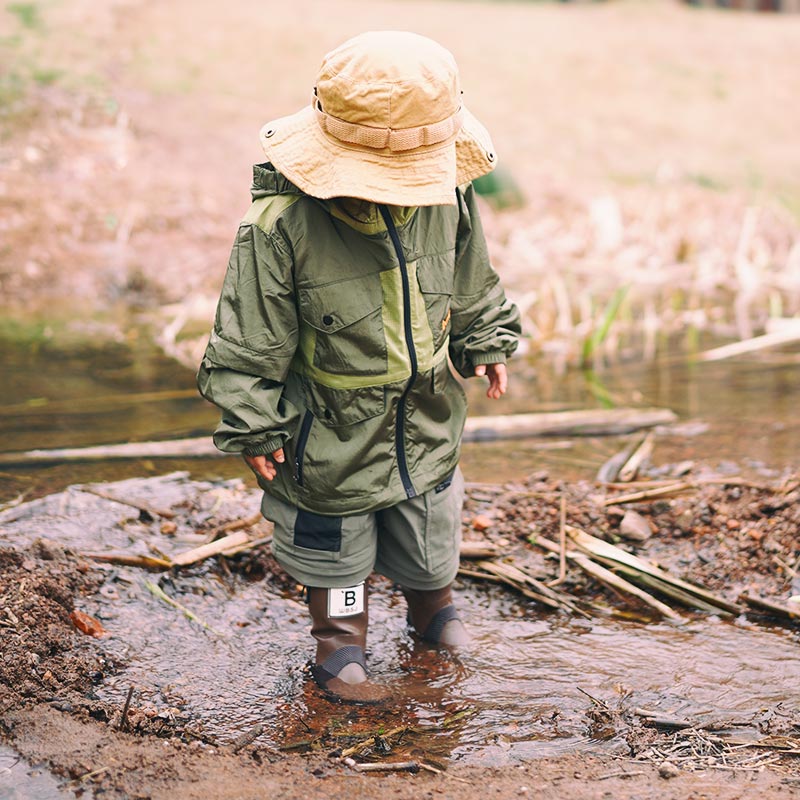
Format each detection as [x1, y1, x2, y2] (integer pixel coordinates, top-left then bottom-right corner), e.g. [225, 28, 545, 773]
[658, 761, 680, 779]
[619, 510, 653, 542]
[725, 518, 741, 530]
[472, 514, 493, 532]
[160, 521, 178, 535]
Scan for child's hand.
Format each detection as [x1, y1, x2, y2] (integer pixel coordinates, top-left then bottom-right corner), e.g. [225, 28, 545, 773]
[474, 363, 508, 399]
[243, 449, 285, 481]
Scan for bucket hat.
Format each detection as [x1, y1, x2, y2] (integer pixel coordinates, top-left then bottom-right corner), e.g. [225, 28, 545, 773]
[259, 31, 497, 207]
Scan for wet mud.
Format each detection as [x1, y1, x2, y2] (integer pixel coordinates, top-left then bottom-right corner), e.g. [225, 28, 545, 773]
[1, 470, 799, 798]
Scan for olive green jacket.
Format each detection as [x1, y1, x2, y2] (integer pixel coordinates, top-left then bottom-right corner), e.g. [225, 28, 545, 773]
[198, 164, 520, 515]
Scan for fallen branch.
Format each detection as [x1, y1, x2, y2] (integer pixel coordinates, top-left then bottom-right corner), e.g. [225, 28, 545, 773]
[171, 531, 251, 567]
[343, 758, 419, 773]
[738, 592, 800, 622]
[459, 542, 502, 559]
[602, 482, 695, 506]
[82, 553, 172, 570]
[463, 407, 677, 442]
[533, 535, 682, 621]
[77, 486, 176, 520]
[695, 328, 800, 363]
[567, 528, 742, 615]
[0, 408, 677, 466]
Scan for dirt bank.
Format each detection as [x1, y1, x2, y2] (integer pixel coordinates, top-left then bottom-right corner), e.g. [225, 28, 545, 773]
[1, 472, 798, 798]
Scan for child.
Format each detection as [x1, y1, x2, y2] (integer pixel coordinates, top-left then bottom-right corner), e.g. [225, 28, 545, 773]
[198, 30, 521, 703]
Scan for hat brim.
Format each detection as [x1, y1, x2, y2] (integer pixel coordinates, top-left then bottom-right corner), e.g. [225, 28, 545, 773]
[259, 105, 496, 206]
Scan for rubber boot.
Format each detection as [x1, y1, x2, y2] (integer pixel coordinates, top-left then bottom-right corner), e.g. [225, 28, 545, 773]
[403, 585, 470, 647]
[307, 587, 391, 705]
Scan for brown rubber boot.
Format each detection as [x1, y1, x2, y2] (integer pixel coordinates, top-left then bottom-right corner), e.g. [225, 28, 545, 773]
[403, 585, 470, 647]
[306, 586, 391, 705]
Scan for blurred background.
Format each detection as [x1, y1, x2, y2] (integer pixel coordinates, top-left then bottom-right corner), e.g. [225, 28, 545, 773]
[2, 0, 799, 499]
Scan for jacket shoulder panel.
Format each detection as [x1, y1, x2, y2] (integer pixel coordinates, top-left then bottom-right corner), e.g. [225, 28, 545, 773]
[243, 194, 303, 235]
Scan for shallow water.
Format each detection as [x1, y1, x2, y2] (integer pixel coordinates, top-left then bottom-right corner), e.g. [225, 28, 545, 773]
[0, 745, 87, 799]
[1, 476, 798, 767]
[2, 333, 799, 503]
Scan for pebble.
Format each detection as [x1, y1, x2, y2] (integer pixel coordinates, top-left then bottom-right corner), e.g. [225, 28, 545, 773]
[620, 510, 653, 542]
[472, 514, 493, 532]
[658, 761, 680, 779]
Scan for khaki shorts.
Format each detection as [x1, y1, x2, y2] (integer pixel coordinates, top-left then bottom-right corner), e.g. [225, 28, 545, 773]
[262, 468, 464, 591]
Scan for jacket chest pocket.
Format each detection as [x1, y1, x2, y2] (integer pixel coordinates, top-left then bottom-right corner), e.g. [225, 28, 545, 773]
[298, 275, 388, 376]
[415, 254, 455, 352]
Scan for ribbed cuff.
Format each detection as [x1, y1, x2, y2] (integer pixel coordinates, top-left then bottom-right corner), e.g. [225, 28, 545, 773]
[243, 435, 285, 457]
[471, 352, 507, 367]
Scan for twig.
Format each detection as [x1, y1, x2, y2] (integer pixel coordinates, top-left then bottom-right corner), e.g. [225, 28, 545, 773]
[119, 685, 135, 731]
[597, 769, 647, 780]
[602, 482, 695, 506]
[548, 491, 567, 587]
[343, 758, 419, 773]
[231, 723, 264, 753]
[77, 486, 176, 519]
[143, 580, 223, 635]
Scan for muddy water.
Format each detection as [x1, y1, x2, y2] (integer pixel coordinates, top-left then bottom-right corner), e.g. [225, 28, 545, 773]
[2, 332, 800, 505]
[0, 745, 85, 799]
[2, 334, 800, 767]
[1, 476, 798, 766]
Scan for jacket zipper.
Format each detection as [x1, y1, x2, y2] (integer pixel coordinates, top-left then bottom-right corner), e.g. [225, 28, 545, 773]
[378, 204, 417, 499]
[294, 410, 314, 487]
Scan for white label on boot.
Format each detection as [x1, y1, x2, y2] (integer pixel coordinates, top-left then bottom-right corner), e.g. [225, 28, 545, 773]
[328, 583, 365, 617]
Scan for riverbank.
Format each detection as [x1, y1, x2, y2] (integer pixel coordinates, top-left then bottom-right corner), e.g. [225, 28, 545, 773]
[1, 468, 798, 798]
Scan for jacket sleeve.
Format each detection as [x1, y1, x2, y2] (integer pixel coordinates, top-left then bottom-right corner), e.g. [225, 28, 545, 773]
[196, 221, 300, 456]
[448, 183, 522, 378]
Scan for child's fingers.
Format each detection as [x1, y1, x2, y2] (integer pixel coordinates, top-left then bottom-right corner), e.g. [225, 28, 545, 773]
[272, 448, 285, 463]
[474, 364, 486, 377]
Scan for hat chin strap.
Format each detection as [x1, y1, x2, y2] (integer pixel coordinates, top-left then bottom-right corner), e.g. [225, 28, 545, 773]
[313, 100, 463, 152]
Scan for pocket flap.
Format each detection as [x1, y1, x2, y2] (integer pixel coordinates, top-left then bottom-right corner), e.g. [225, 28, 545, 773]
[305, 381, 385, 427]
[299, 277, 384, 333]
[416, 256, 454, 295]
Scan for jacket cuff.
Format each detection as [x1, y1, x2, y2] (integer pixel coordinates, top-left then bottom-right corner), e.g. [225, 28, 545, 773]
[243, 436, 285, 457]
[471, 352, 507, 367]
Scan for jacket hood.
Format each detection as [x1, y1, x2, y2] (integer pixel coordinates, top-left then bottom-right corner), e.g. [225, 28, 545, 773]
[251, 162, 305, 200]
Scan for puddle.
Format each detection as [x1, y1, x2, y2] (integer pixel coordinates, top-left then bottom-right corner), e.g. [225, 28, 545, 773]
[0, 745, 89, 799]
[1, 475, 798, 767]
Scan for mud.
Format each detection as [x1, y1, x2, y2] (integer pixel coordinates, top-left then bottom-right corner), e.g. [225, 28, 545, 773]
[1, 470, 799, 798]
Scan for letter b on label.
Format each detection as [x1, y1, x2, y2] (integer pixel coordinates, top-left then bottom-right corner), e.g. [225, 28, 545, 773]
[328, 583, 365, 617]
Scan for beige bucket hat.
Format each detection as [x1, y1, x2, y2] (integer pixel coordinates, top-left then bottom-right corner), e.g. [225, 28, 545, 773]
[259, 31, 497, 207]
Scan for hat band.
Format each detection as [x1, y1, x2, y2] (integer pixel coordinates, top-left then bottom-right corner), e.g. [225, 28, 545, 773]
[314, 101, 463, 152]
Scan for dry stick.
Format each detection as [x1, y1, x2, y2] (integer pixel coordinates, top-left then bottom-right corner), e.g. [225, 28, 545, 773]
[230, 724, 264, 754]
[343, 759, 419, 773]
[119, 685, 135, 731]
[738, 592, 800, 621]
[550, 490, 567, 587]
[597, 769, 648, 780]
[567, 527, 741, 615]
[459, 542, 502, 559]
[617, 432, 654, 483]
[82, 553, 172, 570]
[202, 513, 263, 544]
[602, 482, 695, 506]
[171, 531, 251, 566]
[77, 486, 176, 520]
[534, 535, 682, 621]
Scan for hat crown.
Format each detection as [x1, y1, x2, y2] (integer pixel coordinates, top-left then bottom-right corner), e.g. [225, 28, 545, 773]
[315, 31, 461, 131]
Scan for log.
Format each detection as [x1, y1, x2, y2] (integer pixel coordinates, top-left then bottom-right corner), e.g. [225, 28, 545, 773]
[0, 408, 677, 466]
[463, 407, 676, 442]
